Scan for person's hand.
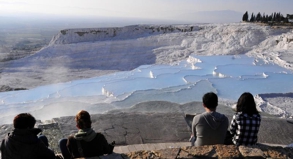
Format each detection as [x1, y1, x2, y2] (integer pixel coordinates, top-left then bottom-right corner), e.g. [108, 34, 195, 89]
[108, 141, 115, 154]
[55, 154, 64, 159]
[189, 135, 195, 146]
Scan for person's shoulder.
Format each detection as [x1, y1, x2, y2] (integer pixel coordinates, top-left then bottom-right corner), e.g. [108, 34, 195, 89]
[234, 112, 242, 115]
[254, 113, 261, 117]
[193, 112, 205, 119]
[95, 132, 105, 138]
[214, 111, 226, 116]
[232, 112, 243, 119]
[219, 113, 229, 120]
[213, 112, 229, 121]
[252, 113, 261, 119]
[0, 135, 7, 148]
[194, 112, 210, 122]
[67, 135, 76, 141]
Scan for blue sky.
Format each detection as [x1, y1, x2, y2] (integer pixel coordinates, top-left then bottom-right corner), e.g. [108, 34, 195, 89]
[0, 0, 292, 23]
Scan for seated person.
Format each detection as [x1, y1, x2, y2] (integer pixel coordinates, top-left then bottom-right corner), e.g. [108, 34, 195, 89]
[229, 92, 261, 146]
[59, 110, 114, 159]
[191, 92, 229, 146]
[0, 113, 56, 159]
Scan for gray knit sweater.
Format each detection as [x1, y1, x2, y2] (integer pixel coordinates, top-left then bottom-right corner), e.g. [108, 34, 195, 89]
[192, 111, 229, 146]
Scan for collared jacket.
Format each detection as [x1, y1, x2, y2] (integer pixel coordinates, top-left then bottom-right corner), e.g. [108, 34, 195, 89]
[67, 128, 112, 159]
[0, 128, 55, 159]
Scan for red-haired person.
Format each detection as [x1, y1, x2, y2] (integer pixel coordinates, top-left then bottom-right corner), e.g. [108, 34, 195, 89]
[59, 110, 114, 159]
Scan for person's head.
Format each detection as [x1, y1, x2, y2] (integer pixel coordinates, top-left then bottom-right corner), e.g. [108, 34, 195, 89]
[202, 92, 218, 110]
[236, 92, 258, 115]
[13, 113, 36, 129]
[75, 110, 92, 129]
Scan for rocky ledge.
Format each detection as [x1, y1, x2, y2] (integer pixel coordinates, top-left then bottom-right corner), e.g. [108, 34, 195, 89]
[76, 144, 293, 159]
[139, 144, 293, 159]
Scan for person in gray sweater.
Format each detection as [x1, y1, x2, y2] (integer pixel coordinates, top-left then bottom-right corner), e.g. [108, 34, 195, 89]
[191, 92, 229, 146]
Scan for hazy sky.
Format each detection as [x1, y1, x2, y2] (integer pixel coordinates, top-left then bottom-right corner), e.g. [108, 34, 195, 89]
[1, 0, 293, 22]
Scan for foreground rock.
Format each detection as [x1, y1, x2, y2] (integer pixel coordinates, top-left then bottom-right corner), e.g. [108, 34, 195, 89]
[76, 144, 293, 159]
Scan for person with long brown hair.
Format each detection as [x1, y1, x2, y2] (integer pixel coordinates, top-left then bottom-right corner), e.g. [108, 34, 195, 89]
[229, 92, 261, 146]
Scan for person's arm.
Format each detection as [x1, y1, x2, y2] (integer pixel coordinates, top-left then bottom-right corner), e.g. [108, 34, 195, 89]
[190, 115, 199, 146]
[0, 138, 6, 157]
[229, 115, 237, 135]
[191, 115, 199, 137]
[99, 134, 112, 154]
[66, 137, 75, 159]
[36, 142, 56, 159]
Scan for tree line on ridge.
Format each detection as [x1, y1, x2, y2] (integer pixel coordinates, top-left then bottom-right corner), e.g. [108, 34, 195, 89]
[242, 11, 291, 23]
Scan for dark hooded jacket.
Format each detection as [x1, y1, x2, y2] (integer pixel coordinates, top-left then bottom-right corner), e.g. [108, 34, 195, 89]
[192, 111, 229, 146]
[0, 128, 55, 159]
[67, 128, 112, 158]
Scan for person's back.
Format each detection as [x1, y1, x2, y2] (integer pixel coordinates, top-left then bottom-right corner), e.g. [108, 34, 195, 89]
[229, 92, 261, 146]
[59, 110, 113, 159]
[67, 130, 110, 158]
[230, 112, 260, 146]
[0, 113, 55, 159]
[191, 92, 229, 146]
[193, 111, 228, 146]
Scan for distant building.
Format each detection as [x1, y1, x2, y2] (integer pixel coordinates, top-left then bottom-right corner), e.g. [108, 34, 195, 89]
[287, 14, 293, 23]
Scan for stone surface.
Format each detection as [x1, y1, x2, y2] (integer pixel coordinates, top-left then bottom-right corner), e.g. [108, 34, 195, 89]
[126, 150, 160, 159]
[180, 145, 217, 158]
[238, 145, 265, 158]
[156, 148, 180, 159]
[37, 123, 64, 153]
[257, 144, 288, 159]
[215, 145, 242, 158]
[258, 117, 293, 145]
[76, 153, 128, 159]
[118, 144, 293, 159]
[91, 112, 191, 145]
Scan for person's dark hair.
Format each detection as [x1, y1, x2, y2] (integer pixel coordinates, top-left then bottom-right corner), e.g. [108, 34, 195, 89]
[13, 113, 36, 129]
[202, 92, 218, 109]
[75, 110, 92, 129]
[236, 92, 259, 115]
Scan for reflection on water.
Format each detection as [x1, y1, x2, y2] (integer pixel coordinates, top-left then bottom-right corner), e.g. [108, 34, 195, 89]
[0, 55, 292, 122]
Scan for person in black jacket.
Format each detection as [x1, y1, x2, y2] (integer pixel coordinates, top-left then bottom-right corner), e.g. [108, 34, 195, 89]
[0, 113, 56, 159]
[59, 110, 114, 159]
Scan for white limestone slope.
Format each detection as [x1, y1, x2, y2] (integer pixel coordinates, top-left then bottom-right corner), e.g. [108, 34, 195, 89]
[37, 23, 293, 70]
[1, 23, 293, 120]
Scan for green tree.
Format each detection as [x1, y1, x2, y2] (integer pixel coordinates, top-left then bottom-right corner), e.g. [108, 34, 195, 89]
[262, 13, 266, 22]
[250, 13, 255, 22]
[242, 11, 249, 21]
[256, 12, 261, 22]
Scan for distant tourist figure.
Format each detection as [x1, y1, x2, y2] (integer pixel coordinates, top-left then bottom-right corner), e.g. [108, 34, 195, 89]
[0, 113, 56, 159]
[190, 92, 229, 146]
[58, 110, 114, 159]
[228, 92, 261, 146]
